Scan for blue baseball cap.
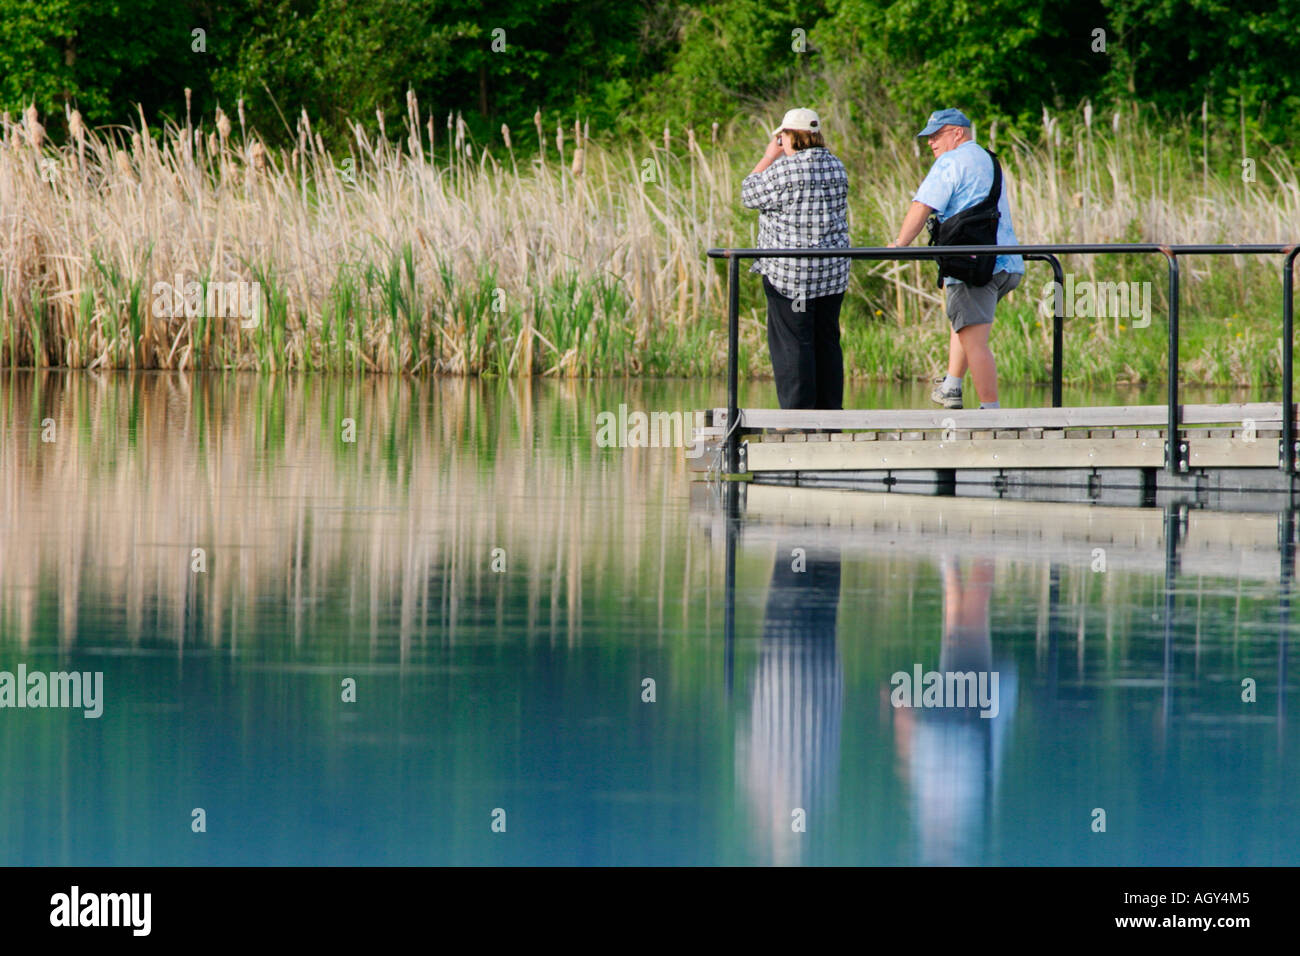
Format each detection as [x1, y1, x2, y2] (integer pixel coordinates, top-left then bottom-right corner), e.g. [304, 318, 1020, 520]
[917, 108, 971, 137]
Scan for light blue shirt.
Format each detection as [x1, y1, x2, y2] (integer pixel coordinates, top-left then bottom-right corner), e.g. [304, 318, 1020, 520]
[913, 140, 1023, 283]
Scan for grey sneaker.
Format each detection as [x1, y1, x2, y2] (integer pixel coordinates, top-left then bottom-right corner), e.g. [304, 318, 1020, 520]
[930, 379, 963, 409]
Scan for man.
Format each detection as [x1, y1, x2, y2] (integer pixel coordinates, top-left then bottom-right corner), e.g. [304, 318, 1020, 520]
[741, 108, 850, 410]
[889, 108, 1023, 410]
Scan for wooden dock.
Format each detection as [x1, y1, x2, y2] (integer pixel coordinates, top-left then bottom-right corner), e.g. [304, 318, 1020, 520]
[688, 402, 1300, 504]
[700, 242, 1300, 500]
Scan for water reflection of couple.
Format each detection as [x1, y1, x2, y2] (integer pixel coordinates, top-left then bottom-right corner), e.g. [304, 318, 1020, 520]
[736, 544, 842, 866]
[891, 557, 1017, 865]
[737, 549, 1015, 865]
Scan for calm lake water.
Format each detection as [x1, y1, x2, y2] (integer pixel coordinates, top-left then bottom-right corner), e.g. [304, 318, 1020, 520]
[1, 371, 1297, 865]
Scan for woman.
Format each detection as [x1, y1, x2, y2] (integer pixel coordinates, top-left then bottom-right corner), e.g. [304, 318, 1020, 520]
[741, 108, 850, 410]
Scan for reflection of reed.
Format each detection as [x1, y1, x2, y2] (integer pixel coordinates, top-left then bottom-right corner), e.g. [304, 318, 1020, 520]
[0, 372, 706, 655]
[737, 545, 842, 865]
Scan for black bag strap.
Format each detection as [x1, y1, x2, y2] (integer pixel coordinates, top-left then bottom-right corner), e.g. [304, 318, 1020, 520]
[969, 147, 1001, 214]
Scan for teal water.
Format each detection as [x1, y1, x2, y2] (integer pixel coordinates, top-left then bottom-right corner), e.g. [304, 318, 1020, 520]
[0, 371, 1296, 865]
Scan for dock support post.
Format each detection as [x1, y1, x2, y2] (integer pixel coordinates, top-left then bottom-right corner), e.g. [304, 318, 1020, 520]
[1051, 256, 1065, 408]
[1283, 249, 1297, 474]
[1046, 255, 1065, 408]
[1025, 254, 1066, 407]
[726, 255, 741, 475]
[1164, 252, 1183, 474]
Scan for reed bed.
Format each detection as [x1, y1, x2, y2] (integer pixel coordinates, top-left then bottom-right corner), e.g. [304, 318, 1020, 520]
[2, 95, 1298, 382]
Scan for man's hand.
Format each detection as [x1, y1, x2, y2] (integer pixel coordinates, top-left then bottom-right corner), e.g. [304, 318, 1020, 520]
[892, 201, 935, 248]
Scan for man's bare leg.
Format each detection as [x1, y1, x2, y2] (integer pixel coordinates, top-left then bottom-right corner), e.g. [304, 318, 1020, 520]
[946, 326, 967, 379]
[956, 322, 997, 404]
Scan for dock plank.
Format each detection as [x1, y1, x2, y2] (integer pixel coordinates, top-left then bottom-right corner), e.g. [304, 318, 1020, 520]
[745, 437, 1167, 471]
[1188, 438, 1280, 468]
[717, 402, 1290, 432]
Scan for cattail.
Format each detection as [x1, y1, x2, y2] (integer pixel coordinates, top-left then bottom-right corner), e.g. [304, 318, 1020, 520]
[114, 149, 132, 178]
[376, 108, 385, 140]
[447, 111, 454, 133]
[24, 104, 43, 149]
[69, 109, 85, 144]
[573, 118, 582, 148]
[1112, 111, 1121, 135]
[501, 123, 512, 150]
[314, 132, 325, 156]
[216, 108, 231, 142]
[711, 121, 719, 144]
[131, 131, 143, 163]
[1084, 100, 1093, 129]
[571, 146, 584, 177]
[555, 121, 563, 155]
[533, 109, 542, 140]
[583, 119, 589, 142]
[663, 126, 670, 151]
[207, 131, 218, 155]
[687, 127, 696, 151]
[237, 97, 246, 139]
[250, 140, 266, 172]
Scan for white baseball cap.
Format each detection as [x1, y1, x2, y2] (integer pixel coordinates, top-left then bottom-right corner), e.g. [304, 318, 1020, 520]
[771, 108, 821, 136]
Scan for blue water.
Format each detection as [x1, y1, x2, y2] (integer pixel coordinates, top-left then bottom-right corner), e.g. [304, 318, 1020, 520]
[0, 372, 1295, 865]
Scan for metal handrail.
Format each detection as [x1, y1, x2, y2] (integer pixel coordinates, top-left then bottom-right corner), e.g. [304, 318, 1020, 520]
[707, 242, 1300, 476]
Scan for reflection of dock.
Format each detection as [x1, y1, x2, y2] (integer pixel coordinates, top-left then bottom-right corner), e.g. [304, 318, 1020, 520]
[692, 482, 1298, 583]
[690, 403, 1300, 504]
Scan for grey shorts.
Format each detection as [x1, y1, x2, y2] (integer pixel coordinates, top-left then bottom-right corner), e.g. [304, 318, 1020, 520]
[945, 270, 1022, 331]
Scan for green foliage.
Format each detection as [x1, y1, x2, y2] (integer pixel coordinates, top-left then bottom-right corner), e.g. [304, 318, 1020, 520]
[815, 0, 1108, 127]
[635, 0, 832, 129]
[3, 0, 1300, 149]
[0, 0, 232, 136]
[202, 0, 665, 145]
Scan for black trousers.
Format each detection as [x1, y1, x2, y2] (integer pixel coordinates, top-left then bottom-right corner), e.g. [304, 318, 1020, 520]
[762, 276, 845, 410]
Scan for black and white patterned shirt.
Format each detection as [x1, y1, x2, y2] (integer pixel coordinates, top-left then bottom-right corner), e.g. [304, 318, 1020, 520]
[741, 146, 850, 301]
